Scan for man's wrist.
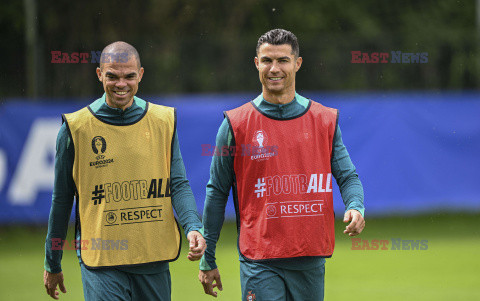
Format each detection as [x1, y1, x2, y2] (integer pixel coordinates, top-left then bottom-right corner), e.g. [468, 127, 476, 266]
[199, 257, 217, 271]
[45, 266, 62, 274]
[186, 227, 203, 237]
[345, 206, 364, 217]
[44, 258, 62, 273]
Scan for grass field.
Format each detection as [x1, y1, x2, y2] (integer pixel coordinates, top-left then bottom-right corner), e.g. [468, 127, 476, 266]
[0, 213, 479, 301]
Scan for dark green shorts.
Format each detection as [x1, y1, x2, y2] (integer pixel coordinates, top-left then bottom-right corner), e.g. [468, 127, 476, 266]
[81, 264, 171, 301]
[240, 259, 325, 301]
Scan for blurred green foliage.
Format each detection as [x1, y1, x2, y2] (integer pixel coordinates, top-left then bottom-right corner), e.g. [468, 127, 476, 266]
[0, 0, 478, 98]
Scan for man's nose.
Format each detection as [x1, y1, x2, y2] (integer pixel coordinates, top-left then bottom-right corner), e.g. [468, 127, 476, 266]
[116, 78, 127, 88]
[269, 61, 280, 73]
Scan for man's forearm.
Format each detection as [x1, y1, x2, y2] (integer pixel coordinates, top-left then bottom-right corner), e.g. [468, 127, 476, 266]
[170, 131, 203, 235]
[200, 119, 234, 270]
[340, 176, 364, 216]
[44, 124, 76, 273]
[170, 183, 203, 236]
[200, 183, 229, 270]
[331, 125, 365, 216]
[44, 197, 74, 273]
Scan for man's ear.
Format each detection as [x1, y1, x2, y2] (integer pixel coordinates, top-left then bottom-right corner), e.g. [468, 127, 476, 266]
[96, 67, 103, 82]
[254, 57, 259, 70]
[295, 57, 303, 72]
[138, 67, 145, 82]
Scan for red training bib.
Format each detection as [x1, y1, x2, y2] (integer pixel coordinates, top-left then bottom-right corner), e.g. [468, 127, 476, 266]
[225, 100, 338, 260]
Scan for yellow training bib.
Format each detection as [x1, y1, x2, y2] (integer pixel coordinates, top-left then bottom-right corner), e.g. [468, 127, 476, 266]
[63, 102, 181, 268]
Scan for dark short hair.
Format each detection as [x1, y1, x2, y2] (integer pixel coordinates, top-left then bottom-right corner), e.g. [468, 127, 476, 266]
[256, 29, 299, 57]
[99, 41, 141, 70]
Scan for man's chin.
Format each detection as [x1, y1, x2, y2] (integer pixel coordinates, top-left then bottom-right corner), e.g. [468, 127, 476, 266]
[114, 97, 131, 103]
[108, 96, 134, 109]
[265, 86, 285, 94]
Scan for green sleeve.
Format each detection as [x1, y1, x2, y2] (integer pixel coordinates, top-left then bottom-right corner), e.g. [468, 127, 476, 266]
[199, 118, 233, 271]
[170, 130, 203, 236]
[44, 123, 75, 273]
[331, 124, 365, 216]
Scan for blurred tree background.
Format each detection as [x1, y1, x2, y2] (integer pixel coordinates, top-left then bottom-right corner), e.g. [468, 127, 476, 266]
[0, 0, 478, 99]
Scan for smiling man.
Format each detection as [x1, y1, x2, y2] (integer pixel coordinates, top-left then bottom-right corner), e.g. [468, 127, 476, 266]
[44, 41, 206, 301]
[96, 43, 143, 110]
[198, 29, 365, 300]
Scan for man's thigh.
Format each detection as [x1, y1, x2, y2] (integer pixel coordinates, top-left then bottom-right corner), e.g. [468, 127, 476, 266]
[240, 260, 325, 301]
[240, 261, 287, 301]
[129, 269, 171, 301]
[284, 263, 325, 301]
[81, 264, 131, 301]
[81, 264, 172, 301]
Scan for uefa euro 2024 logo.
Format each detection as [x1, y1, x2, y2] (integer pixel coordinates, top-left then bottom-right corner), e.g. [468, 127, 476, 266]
[89, 136, 114, 168]
[92, 136, 107, 156]
[253, 130, 267, 148]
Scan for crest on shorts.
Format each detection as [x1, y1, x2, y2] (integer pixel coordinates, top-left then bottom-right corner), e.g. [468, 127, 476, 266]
[246, 291, 256, 301]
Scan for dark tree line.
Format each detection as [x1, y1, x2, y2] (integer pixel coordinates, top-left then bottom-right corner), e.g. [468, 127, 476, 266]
[0, 0, 477, 99]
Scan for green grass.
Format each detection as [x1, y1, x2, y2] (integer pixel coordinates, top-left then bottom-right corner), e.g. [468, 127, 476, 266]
[0, 213, 479, 300]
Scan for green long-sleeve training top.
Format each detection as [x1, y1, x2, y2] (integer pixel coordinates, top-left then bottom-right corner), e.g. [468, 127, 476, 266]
[44, 95, 203, 275]
[200, 93, 365, 271]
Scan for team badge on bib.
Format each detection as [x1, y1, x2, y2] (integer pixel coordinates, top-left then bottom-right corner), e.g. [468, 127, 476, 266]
[89, 136, 114, 168]
[248, 129, 277, 161]
[252, 130, 267, 147]
[246, 291, 256, 301]
[92, 136, 107, 154]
